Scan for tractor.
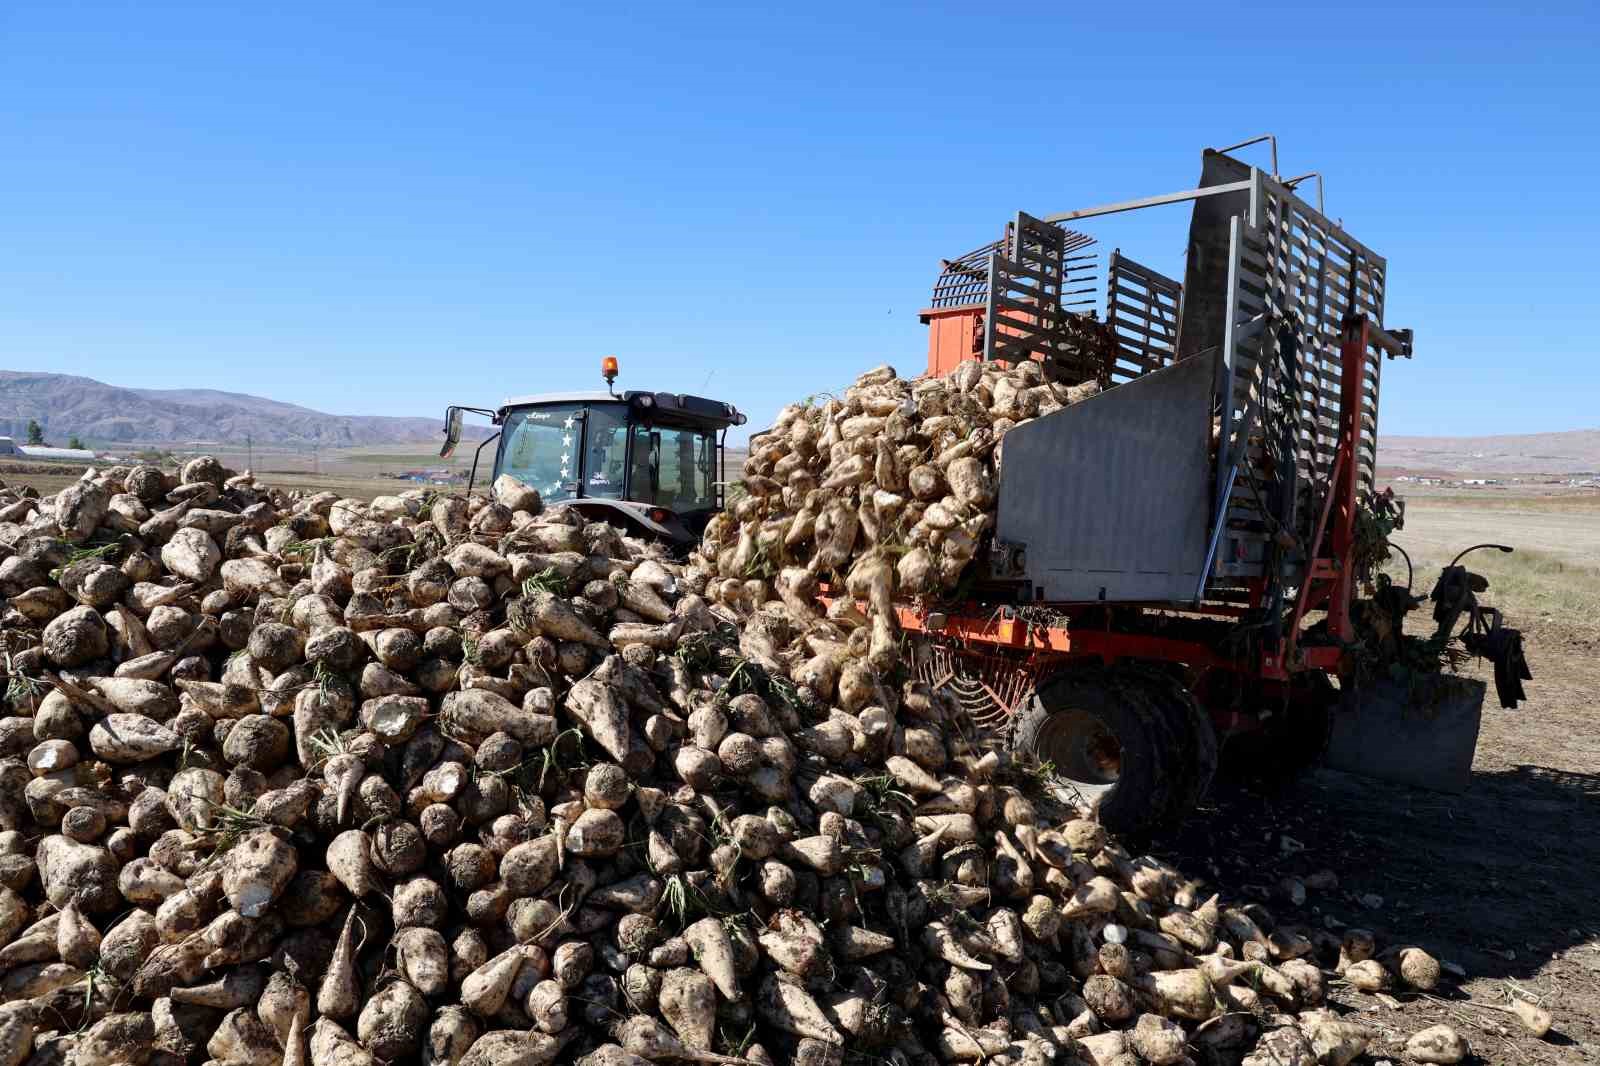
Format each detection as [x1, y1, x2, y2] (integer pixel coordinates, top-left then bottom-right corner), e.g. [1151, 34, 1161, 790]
[440, 356, 746, 550]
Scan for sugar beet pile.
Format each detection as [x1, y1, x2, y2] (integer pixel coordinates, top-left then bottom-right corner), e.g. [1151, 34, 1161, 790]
[696, 361, 1101, 668]
[0, 364, 1484, 1066]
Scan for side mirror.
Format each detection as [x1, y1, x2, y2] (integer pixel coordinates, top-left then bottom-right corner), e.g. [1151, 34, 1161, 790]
[440, 407, 464, 459]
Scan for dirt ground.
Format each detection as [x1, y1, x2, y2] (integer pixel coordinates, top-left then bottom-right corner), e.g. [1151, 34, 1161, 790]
[1152, 493, 1600, 1064]
[0, 456, 435, 503]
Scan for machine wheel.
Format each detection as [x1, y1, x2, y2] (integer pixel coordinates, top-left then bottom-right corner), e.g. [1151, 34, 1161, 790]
[1010, 669, 1175, 839]
[1136, 670, 1219, 823]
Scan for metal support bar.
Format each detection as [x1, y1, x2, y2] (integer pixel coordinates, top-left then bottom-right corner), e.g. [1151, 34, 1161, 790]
[467, 431, 501, 494]
[1282, 171, 1325, 215]
[1043, 179, 1255, 224]
[1195, 461, 1239, 605]
[1211, 215, 1247, 543]
[1328, 319, 1368, 617]
[1212, 134, 1279, 177]
[1282, 316, 1372, 662]
[1282, 444, 1346, 666]
[1366, 321, 1412, 358]
[1195, 310, 1271, 604]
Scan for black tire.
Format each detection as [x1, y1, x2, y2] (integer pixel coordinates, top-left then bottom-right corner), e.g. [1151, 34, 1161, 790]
[1137, 670, 1219, 823]
[1011, 669, 1174, 839]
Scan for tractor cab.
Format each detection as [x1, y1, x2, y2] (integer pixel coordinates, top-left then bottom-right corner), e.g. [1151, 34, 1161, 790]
[441, 357, 745, 550]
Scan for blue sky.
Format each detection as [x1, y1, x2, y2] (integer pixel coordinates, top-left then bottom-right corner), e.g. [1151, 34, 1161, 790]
[2, 2, 1596, 442]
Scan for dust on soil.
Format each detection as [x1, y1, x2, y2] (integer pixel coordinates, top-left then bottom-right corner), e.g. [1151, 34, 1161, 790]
[1152, 623, 1599, 1063]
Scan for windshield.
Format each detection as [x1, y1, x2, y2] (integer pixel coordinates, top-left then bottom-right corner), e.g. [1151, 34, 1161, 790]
[497, 402, 719, 512]
[631, 422, 717, 511]
[497, 404, 583, 502]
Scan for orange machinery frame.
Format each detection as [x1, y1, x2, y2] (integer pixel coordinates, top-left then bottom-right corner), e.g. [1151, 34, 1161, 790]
[861, 310, 1404, 729]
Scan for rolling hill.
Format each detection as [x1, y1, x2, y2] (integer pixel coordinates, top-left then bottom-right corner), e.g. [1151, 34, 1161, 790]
[0, 370, 480, 447]
[1379, 429, 1600, 476]
[6, 368, 1595, 475]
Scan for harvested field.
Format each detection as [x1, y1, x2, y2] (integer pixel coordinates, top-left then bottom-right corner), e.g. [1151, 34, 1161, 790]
[1150, 488, 1600, 1064]
[0, 447, 454, 506]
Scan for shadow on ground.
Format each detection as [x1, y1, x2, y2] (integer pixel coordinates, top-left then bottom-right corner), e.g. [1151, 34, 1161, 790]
[1150, 761, 1600, 983]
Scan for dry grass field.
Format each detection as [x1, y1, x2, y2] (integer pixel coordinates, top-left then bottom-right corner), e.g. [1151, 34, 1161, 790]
[1389, 492, 1600, 640]
[0, 443, 454, 502]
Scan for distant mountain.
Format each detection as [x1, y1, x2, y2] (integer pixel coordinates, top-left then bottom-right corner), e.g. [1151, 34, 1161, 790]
[0, 370, 483, 448]
[1380, 429, 1600, 476]
[7, 368, 1593, 473]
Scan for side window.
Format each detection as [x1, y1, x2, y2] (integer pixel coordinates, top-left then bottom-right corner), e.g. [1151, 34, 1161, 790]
[629, 424, 659, 503]
[628, 425, 715, 509]
[582, 405, 629, 499]
[661, 428, 698, 505]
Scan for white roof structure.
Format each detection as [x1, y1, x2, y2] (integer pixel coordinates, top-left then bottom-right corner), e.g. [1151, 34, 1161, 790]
[18, 445, 97, 462]
[499, 391, 618, 408]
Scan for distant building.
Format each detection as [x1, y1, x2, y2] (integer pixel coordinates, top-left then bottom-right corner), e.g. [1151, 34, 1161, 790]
[0, 437, 15, 456]
[17, 445, 98, 462]
[394, 468, 461, 485]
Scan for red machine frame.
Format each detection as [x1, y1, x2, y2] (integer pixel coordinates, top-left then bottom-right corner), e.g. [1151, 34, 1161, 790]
[874, 311, 1409, 736]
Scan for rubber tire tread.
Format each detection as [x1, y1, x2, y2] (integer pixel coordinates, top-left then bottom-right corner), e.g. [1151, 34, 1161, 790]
[1011, 669, 1173, 840]
[1147, 672, 1219, 824]
[1116, 674, 1184, 835]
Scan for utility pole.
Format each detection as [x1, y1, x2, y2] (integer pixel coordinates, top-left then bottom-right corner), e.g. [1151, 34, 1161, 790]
[246, 434, 253, 473]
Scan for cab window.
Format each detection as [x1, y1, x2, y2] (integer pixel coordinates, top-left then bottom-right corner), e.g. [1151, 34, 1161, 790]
[582, 404, 630, 499]
[629, 424, 716, 511]
[497, 404, 582, 502]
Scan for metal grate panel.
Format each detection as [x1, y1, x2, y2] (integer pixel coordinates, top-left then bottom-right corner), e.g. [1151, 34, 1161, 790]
[911, 637, 1040, 735]
[1210, 171, 1388, 581]
[930, 240, 1002, 309]
[985, 213, 1098, 376]
[1106, 250, 1182, 384]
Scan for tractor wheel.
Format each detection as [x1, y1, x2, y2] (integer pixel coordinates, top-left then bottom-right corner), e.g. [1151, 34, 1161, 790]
[1010, 670, 1176, 839]
[1137, 670, 1218, 824]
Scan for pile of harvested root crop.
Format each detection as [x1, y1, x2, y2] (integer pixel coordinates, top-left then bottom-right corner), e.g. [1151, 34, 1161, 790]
[694, 362, 1098, 673]
[0, 455, 1471, 1066]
